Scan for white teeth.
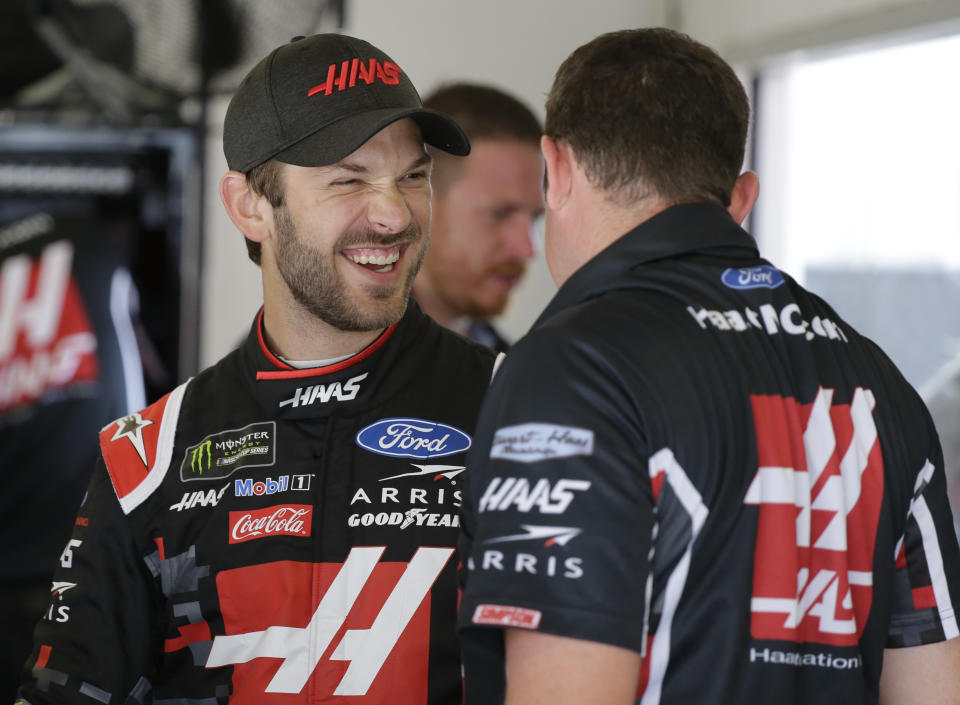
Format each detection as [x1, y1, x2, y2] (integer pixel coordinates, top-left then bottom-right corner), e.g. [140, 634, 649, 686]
[375, 263, 394, 272]
[347, 251, 400, 266]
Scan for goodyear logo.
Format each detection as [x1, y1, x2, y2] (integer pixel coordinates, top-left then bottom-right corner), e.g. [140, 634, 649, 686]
[180, 421, 276, 482]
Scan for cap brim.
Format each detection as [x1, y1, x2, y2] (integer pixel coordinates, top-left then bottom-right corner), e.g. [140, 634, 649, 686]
[273, 107, 470, 167]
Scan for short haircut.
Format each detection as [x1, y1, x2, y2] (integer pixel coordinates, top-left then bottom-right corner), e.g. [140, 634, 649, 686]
[242, 159, 285, 265]
[545, 28, 749, 207]
[422, 83, 543, 192]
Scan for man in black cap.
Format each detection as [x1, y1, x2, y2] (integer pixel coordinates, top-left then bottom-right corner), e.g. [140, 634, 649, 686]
[16, 34, 496, 705]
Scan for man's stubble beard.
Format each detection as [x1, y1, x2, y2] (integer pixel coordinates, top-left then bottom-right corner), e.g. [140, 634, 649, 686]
[273, 205, 428, 332]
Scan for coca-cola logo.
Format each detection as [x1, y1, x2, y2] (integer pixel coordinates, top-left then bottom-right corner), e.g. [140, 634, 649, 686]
[229, 504, 313, 544]
[355, 417, 471, 459]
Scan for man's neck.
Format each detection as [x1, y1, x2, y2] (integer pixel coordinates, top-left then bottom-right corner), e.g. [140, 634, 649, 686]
[260, 297, 383, 363]
[411, 280, 463, 330]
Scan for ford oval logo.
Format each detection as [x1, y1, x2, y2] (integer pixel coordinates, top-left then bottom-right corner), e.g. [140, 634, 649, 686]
[721, 265, 785, 290]
[355, 418, 472, 459]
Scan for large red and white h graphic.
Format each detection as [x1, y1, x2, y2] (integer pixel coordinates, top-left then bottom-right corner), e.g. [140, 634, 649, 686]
[744, 387, 884, 646]
[207, 546, 453, 700]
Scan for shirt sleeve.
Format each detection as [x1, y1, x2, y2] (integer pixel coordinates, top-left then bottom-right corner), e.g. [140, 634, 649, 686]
[887, 437, 960, 647]
[16, 457, 162, 705]
[459, 327, 655, 654]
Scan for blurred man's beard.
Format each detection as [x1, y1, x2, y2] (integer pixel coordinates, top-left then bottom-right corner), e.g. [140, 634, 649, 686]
[273, 206, 427, 332]
[459, 261, 526, 320]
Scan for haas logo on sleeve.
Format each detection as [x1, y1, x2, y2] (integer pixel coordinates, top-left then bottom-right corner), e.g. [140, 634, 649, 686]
[744, 387, 884, 646]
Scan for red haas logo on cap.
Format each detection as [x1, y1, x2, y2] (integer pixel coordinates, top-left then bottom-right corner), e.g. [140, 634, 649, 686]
[308, 58, 402, 97]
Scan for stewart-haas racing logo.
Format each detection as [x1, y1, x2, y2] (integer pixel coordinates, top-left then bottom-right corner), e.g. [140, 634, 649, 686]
[180, 421, 276, 481]
[355, 418, 471, 459]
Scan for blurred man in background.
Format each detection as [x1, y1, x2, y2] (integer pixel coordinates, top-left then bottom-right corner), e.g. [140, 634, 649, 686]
[413, 83, 543, 352]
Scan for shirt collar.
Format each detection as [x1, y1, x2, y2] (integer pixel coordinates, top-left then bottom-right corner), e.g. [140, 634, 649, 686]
[535, 203, 759, 327]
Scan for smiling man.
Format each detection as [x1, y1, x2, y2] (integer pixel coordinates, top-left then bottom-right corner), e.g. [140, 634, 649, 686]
[16, 34, 497, 705]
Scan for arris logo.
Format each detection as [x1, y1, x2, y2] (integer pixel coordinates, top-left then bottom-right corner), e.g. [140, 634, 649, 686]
[356, 418, 471, 459]
[307, 58, 401, 97]
[721, 265, 784, 290]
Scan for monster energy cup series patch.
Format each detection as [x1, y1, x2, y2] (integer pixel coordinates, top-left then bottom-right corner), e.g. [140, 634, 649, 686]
[180, 421, 276, 481]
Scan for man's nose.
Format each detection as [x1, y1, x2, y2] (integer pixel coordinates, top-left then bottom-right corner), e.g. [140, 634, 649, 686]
[367, 187, 412, 234]
[503, 214, 537, 260]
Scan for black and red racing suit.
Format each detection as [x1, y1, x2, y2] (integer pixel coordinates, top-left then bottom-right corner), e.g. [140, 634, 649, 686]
[17, 300, 495, 705]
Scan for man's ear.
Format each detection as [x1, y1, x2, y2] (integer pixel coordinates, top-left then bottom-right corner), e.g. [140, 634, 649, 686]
[727, 171, 759, 225]
[541, 135, 574, 212]
[220, 171, 273, 244]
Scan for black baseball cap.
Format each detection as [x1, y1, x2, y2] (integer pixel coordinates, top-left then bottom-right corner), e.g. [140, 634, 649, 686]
[223, 34, 470, 173]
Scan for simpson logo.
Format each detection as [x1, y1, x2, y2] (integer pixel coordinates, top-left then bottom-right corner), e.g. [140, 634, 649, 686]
[109, 413, 154, 466]
[207, 546, 453, 699]
[229, 504, 312, 543]
[485, 525, 582, 547]
[721, 265, 785, 290]
[356, 418, 471, 459]
[744, 387, 883, 646]
[180, 421, 275, 481]
[687, 302, 848, 343]
[0, 238, 100, 413]
[472, 604, 542, 629]
[490, 423, 594, 464]
[307, 57, 401, 97]
[478, 477, 591, 514]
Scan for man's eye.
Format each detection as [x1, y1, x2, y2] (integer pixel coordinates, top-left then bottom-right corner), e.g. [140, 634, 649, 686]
[332, 178, 360, 186]
[404, 171, 427, 181]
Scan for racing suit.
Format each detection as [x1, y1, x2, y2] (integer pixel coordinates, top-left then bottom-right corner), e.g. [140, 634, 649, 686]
[17, 300, 496, 705]
[458, 203, 960, 704]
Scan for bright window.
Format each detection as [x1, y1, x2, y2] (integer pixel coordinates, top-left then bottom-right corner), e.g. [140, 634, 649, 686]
[752, 31, 960, 525]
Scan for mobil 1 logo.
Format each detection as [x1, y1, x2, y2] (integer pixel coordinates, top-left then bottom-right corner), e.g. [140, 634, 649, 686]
[235, 474, 313, 497]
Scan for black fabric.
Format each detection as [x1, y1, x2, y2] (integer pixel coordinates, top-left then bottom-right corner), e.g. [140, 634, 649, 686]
[458, 203, 960, 704]
[465, 320, 511, 354]
[17, 300, 495, 705]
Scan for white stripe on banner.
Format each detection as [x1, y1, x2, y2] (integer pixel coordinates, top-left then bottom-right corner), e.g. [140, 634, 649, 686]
[909, 460, 959, 639]
[109, 267, 146, 414]
[119, 379, 190, 515]
[643, 448, 709, 705]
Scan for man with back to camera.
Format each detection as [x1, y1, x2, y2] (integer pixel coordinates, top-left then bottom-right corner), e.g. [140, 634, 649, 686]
[15, 33, 498, 705]
[412, 83, 544, 352]
[457, 28, 960, 705]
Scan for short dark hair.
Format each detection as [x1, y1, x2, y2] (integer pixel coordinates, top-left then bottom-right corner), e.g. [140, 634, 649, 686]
[545, 28, 749, 207]
[422, 83, 542, 192]
[242, 160, 285, 265]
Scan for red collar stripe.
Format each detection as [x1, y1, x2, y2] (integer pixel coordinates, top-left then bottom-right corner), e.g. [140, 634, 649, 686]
[256, 313, 399, 380]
